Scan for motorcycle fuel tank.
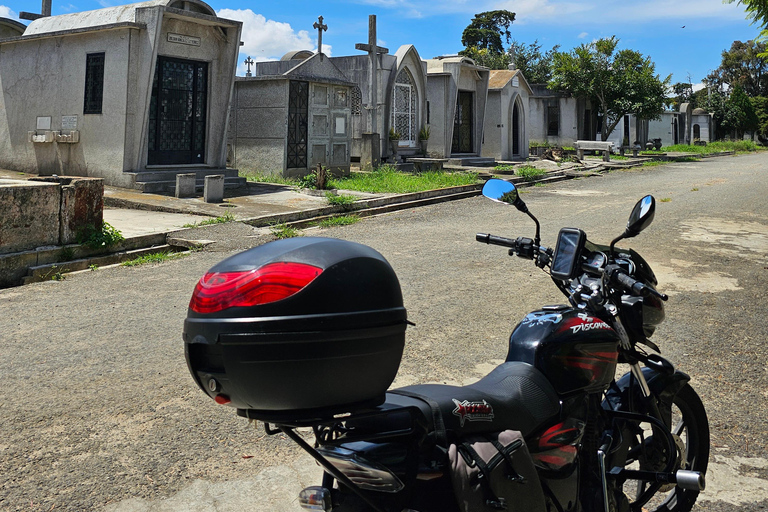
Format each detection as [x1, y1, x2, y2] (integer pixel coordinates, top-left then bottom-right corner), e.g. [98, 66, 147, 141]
[506, 306, 620, 396]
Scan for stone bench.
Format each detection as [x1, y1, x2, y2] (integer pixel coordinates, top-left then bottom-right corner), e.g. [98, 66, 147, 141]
[575, 141, 614, 162]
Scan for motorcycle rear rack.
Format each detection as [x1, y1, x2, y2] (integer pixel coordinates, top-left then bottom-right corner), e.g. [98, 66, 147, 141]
[259, 406, 427, 512]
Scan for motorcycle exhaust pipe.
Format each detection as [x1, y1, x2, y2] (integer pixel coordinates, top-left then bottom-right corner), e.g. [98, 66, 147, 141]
[675, 470, 706, 491]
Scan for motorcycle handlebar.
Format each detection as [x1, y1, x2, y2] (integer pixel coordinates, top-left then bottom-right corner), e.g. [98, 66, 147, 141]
[476, 233, 518, 249]
[609, 266, 668, 302]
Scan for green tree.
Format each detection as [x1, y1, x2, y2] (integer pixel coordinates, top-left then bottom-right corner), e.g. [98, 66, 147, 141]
[549, 37, 670, 141]
[705, 40, 768, 96]
[460, 47, 511, 69]
[509, 40, 559, 83]
[750, 95, 768, 140]
[721, 85, 760, 137]
[459, 10, 515, 69]
[726, 0, 768, 52]
[461, 10, 516, 53]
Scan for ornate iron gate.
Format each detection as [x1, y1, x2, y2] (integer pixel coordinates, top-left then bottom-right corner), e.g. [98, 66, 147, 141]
[452, 91, 473, 154]
[148, 57, 207, 166]
[287, 80, 309, 169]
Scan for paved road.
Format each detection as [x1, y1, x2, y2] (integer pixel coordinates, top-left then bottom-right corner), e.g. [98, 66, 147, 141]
[1, 153, 767, 511]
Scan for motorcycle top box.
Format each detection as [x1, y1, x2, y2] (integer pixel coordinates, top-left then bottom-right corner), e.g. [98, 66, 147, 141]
[184, 237, 408, 422]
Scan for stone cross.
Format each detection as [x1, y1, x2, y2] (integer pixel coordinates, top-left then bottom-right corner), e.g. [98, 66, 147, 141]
[355, 15, 389, 135]
[244, 56, 254, 77]
[313, 16, 328, 55]
[20, 0, 51, 20]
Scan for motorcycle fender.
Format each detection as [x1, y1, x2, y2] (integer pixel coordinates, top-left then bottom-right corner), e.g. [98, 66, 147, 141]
[603, 364, 691, 428]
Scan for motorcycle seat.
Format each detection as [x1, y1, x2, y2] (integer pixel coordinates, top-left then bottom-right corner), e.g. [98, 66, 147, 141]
[386, 361, 561, 438]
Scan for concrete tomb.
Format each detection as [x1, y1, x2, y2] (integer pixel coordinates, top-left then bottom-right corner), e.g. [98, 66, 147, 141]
[0, 0, 243, 192]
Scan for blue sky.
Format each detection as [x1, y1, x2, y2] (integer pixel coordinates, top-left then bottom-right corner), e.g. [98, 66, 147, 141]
[1, 0, 761, 87]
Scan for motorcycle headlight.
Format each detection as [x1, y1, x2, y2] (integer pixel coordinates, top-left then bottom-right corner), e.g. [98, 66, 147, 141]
[317, 446, 405, 493]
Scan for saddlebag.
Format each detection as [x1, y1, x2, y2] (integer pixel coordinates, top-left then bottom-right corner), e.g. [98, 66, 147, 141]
[449, 430, 545, 511]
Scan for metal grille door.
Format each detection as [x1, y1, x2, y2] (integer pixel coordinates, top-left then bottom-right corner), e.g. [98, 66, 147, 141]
[287, 81, 309, 169]
[452, 91, 473, 154]
[391, 69, 417, 146]
[148, 57, 207, 165]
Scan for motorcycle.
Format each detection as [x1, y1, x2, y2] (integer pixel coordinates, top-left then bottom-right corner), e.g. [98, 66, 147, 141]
[184, 179, 709, 512]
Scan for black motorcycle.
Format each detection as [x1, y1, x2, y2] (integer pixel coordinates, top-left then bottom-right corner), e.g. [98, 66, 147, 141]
[184, 179, 709, 512]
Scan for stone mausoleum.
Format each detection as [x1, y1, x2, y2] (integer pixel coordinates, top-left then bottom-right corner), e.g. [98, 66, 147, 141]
[482, 68, 532, 161]
[0, 0, 242, 191]
[228, 53, 355, 177]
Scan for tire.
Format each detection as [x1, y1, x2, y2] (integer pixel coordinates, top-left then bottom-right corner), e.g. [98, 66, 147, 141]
[622, 383, 710, 512]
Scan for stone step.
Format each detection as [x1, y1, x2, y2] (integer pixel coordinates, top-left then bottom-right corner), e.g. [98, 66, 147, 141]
[22, 244, 186, 284]
[446, 157, 496, 167]
[125, 168, 246, 194]
[135, 176, 246, 194]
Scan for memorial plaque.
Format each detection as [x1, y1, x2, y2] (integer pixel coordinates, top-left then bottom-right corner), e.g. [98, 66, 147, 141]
[61, 115, 78, 130]
[167, 33, 201, 46]
[36, 116, 51, 130]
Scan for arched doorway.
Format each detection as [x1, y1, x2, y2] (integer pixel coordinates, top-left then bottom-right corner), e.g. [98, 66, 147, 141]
[391, 68, 418, 148]
[512, 100, 521, 157]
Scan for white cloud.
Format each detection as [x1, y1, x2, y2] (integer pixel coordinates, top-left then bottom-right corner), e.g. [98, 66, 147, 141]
[217, 9, 333, 75]
[578, 32, 588, 39]
[492, 0, 747, 24]
[351, 0, 750, 23]
[0, 5, 19, 19]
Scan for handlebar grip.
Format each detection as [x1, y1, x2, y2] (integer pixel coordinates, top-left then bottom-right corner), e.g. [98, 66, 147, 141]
[613, 269, 668, 302]
[476, 233, 518, 249]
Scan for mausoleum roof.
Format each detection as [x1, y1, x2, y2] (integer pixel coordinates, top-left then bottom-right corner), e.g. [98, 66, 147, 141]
[0, 17, 26, 38]
[692, 107, 709, 115]
[24, 0, 216, 36]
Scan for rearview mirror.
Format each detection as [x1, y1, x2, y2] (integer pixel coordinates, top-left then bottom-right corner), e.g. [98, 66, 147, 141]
[482, 179, 526, 211]
[626, 195, 655, 237]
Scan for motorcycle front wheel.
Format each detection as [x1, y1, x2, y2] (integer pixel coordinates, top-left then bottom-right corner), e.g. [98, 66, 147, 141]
[622, 384, 710, 512]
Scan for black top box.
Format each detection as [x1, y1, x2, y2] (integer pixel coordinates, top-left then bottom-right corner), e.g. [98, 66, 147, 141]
[184, 237, 408, 422]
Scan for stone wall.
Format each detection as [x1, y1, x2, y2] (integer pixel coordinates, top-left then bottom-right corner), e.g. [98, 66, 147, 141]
[0, 176, 103, 255]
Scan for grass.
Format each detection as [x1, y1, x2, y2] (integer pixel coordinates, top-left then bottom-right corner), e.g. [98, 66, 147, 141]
[121, 251, 187, 267]
[316, 215, 360, 228]
[270, 223, 302, 239]
[240, 171, 297, 185]
[183, 212, 236, 228]
[516, 165, 547, 181]
[327, 165, 479, 193]
[641, 140, 760, 156]
[660, 198, 672, 203]
[642, 161, 664, 168]
[493, 164, 516, 173]
[326, 193, 357, 208]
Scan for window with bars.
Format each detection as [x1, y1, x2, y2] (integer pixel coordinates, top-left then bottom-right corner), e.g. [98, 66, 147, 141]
[83, 53, 105, 115]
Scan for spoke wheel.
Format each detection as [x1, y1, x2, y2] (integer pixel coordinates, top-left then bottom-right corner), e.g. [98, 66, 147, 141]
[623, 384, 709, 512]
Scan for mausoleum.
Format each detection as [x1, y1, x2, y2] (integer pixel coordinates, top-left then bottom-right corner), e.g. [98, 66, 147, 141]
[228, 53, 354, 176]
[425, 56, 490, 159]
[0, 0, 242, 191]
[482, 68, 531, 161]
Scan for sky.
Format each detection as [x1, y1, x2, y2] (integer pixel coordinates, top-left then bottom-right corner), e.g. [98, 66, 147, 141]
[1, 0, 762, 87]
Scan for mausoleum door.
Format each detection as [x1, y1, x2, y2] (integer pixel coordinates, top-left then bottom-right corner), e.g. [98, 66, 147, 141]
[306, 84, 350, 172]
[452, 91, 473, 154]
[512, 101, 521, 157]
[148, 57, 207, 166]
[391, 68, 418, 148]
[287, 80, 309, 169]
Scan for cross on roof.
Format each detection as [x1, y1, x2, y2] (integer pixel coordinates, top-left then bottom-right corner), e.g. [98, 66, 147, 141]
[19, 0, 51, 20]
[313, 16, 328, 55]
[244, 56, 254, 77]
